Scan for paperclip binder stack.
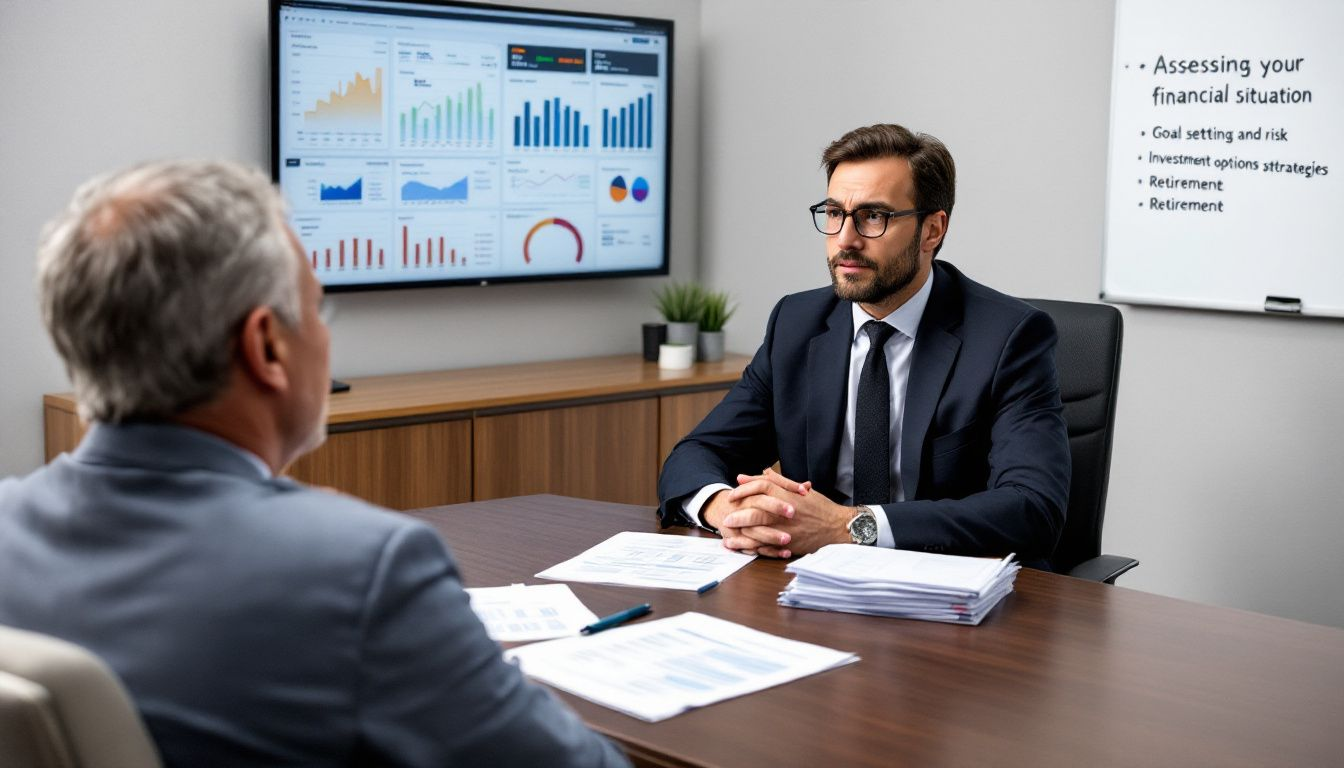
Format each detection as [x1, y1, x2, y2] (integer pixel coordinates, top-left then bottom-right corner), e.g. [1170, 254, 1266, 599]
[778, 544, 1020, 625]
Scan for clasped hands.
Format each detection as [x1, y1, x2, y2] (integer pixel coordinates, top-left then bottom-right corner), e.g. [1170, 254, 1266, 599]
[702, 468, 854, 558]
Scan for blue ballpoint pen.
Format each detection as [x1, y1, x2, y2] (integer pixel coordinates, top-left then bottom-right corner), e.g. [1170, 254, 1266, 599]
[580, 603, 652, 635]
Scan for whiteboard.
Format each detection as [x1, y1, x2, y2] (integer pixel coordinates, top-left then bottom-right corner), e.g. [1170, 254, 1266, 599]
[1103, 0, 1344, 318]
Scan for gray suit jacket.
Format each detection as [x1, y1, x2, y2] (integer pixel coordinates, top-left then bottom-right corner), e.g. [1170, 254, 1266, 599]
[0, 423, 628, 767]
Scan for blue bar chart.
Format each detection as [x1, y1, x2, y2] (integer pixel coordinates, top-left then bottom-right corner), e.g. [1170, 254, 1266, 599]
[602, 93, 654, 150]
[513, 96, 591, 148]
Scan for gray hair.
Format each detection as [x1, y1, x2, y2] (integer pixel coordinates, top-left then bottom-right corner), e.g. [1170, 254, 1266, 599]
[37, 159, 302, 423]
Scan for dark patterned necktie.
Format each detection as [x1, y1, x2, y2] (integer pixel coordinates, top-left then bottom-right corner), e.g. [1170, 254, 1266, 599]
[853, 320, 896, 504]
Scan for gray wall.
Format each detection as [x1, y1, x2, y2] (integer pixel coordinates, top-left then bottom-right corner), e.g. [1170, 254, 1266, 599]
[3, 1, 1342, 628]
[699, 0, 1344, 627]
[0, 0, 701, 468]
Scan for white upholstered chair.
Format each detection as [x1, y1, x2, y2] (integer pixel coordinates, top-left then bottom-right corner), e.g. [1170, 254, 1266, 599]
[0, 624, 161, 768]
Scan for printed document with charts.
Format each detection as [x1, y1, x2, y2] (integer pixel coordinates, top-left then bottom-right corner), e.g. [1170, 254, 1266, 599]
[504, 612, 858, 721]
[464, 583, 599, 642]
[778, 544, 1020, 625]
[536, 531, 755, 591]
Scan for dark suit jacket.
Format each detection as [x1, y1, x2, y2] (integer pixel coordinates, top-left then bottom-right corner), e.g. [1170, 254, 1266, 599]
[657, 261, 1070, 565]
[0, 423, 628, 768]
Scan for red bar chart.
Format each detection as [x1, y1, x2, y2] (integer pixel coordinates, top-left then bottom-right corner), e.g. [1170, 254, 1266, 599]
[402, 227, 464, 268]
[396, 212, 500, 274]
[309, 236, 386, 271]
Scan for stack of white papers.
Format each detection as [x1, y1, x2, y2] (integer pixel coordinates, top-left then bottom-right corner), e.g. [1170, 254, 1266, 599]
[504, 612, 859, 721]
[778, 544, 1020, 625]
[536, 531, 755, 591]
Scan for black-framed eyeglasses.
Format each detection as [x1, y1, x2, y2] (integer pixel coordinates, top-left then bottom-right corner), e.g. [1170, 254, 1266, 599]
[809, 202, 927, 238]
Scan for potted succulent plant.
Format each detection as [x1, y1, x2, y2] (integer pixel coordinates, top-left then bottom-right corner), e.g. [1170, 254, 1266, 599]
[697, 289, 736, 362]
[654, 282, 705, 357]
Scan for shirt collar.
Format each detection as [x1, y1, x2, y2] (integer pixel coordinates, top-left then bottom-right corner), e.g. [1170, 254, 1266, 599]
[850, 266, 935, 341]
[75, 421, 273, 480]
[228, 440, 274, 478]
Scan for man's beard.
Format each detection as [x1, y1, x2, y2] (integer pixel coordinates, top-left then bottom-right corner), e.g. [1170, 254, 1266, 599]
[829, 226, 922, 304]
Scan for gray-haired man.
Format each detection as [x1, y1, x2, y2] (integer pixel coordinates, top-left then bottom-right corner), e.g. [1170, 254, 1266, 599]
[0, 160, 629, 767]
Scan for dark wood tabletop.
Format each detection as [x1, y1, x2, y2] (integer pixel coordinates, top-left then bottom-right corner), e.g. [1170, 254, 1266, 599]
[409, 494, 1344, 768]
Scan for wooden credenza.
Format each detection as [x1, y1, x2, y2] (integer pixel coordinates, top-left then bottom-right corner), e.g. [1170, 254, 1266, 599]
[42, 354, 749, 510]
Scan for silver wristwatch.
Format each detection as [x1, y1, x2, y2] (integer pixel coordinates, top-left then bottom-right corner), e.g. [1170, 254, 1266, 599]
[847, 507, 879, 545]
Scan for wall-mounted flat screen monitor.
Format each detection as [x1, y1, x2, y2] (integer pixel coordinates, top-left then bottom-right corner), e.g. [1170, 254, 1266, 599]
[271, 0, 673, 291]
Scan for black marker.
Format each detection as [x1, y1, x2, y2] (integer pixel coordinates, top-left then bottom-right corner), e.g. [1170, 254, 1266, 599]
[1264, 295, 1302, 314]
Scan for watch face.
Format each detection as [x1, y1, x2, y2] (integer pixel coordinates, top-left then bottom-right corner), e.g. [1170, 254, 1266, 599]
[850, 512, 878, 545]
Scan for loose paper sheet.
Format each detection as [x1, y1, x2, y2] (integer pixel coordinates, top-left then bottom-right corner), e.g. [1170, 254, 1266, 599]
[465, 583, 599, 642]
[504, 612, 859, 721]
[536, 531, 755, 591]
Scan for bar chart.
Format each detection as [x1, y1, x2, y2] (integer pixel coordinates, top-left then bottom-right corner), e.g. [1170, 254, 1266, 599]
[396, 212, 500, 273]
[601, 92, 654, 150]
[291, 213, 391, 277]
[512, 95, 592, 149]
[398, 81, 496, 148]
[309, 235, 386, 271]
[401, 226, 465, 268]
[393, 40, 500, 150]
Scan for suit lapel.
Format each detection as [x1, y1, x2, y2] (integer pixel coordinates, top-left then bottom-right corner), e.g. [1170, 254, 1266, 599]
[805, 300, 853, 495]
[900, 264, 963, 499]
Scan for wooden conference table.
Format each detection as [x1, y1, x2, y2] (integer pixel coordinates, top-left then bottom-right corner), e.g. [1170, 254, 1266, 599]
[409, 495, 1344, 767]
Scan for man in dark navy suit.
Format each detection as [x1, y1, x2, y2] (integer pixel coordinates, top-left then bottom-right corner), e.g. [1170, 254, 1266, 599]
[658, 124, 1070, 568]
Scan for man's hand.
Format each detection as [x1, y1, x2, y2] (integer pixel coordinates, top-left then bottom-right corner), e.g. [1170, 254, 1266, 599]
[714, 468, 853, 558]
[701, 480, 797, 558]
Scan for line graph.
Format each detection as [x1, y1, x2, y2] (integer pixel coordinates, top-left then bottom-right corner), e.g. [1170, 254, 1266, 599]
[503, 159, 593, 203]
[511, 172, 584, 190]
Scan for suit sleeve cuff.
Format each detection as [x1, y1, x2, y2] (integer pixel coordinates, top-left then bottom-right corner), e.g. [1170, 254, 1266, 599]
[684, 484, 733, 533]
[867, 504, 895, 549]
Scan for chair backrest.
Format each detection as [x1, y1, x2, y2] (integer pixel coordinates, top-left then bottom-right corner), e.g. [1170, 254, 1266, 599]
[0, 625, 161, 768]
[1023, 299, 1123, 574]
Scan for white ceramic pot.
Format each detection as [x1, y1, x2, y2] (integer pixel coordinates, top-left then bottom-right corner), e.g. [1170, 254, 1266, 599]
[658, 343, 695, 370]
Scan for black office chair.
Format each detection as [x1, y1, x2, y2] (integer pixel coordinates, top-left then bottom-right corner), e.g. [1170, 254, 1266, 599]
[1024, 299, 1139, 584]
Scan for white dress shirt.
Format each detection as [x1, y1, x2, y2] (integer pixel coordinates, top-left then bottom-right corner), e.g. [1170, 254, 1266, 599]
[683, 269, 935, 549]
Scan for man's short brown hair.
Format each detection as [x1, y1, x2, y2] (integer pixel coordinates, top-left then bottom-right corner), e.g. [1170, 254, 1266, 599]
[821, 124, 956, 250]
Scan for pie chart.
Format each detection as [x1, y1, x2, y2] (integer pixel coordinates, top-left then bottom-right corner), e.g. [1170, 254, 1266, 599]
[609, 175, 628, 202]
[632, 176, 649, 202]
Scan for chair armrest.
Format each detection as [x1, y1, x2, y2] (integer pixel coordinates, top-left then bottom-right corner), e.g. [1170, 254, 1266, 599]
[1068, 555, 1140, 584]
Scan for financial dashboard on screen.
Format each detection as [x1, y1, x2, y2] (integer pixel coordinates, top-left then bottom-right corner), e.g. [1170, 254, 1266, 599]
[271, 0, 672, 291]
